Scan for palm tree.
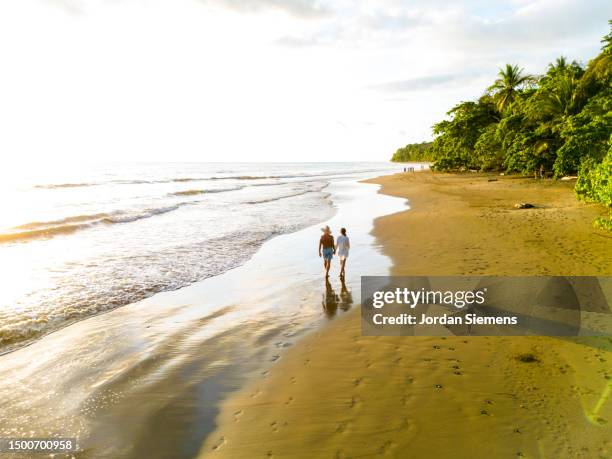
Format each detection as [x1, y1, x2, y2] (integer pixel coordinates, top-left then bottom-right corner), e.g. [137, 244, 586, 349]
[547, 56, 568, 75]
[488, 64, 533, 112]
[539, 73, 579, 119]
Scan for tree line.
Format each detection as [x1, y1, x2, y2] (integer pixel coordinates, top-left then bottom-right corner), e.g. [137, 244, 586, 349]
[392, 22, 611, 229]
[391, 141, 434, 162]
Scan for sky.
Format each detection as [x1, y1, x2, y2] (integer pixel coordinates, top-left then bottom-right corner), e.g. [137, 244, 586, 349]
[0, 0, 610, 163]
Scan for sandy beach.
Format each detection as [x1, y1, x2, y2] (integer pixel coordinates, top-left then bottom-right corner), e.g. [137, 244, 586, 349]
[199, 172, 612, 459]
[3, 2, 611, 458]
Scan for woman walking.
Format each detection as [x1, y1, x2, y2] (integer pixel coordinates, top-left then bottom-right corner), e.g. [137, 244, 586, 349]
[336, 227, 350, 278]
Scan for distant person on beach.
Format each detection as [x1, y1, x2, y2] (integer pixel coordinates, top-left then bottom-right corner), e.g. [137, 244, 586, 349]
[318, 225, 335, 278]
[336, 227, 350, 278]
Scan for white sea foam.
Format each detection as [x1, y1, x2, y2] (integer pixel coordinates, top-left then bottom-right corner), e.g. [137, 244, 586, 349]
[0, 162, 407, 353]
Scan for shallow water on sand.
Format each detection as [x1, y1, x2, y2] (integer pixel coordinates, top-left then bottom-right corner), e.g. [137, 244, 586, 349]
[0, 175, 408, 458]
[0, 162, 408, 354]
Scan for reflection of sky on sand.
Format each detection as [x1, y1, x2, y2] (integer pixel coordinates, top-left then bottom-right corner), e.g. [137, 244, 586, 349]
[0, 175, 408, 458]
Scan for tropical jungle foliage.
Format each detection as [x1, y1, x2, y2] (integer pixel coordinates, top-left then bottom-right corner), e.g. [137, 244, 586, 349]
[391, 142, 434, 162]
[392, 22, 611, 229]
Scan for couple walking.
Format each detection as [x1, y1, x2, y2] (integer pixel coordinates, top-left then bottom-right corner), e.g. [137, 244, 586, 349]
[318, 225, 350, 278]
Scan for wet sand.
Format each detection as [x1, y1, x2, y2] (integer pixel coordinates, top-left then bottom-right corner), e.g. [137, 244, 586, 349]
[200, 172, 612, 459]
[0, 178, 406, 458]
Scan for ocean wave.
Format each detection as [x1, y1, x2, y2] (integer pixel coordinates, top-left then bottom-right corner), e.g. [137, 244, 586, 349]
[169, 186, 243, 196]
[33, 176, 272, 189]
[0, 223, 96, 243]
[15, 213, 111, 230]
[245, 191, 311, 204]
[209, 175, 282, 180]
[245, 183, 330, 204]
[32, 168, 386, 190]
[35, 182, 95, 189]
[1, 205, 188, 244]
[0, 230, 278, 355]
[171, 189, 207, 196]
[102, 205, 180, 223]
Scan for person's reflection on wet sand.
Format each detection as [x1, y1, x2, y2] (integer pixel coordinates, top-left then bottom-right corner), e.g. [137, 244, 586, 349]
[322, 278, 339, 318]
[322, 278, 353, 318]
[338, 277, 353, 311]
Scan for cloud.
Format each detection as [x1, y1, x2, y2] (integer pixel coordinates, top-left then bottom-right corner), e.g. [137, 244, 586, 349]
[45, 0, 331, 18]
[14, 0, 612, 159]
[200, 0, 330, 18]
[357, 9, 426, 32]
[421, 0, 612, 56]
[46, 0, 85, 14]
[274, 34, 325, 47]
[274, 4, 431, 48]
[369, 74, 464, 92]
[273, 0, 611, 55]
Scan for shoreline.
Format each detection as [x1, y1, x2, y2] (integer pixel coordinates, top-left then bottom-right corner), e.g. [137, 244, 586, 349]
[0, 174, 406, 458]
[199, 171, 611, 458]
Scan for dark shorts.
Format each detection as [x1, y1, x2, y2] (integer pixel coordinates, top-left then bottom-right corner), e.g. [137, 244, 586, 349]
[322, 247, 334, 261]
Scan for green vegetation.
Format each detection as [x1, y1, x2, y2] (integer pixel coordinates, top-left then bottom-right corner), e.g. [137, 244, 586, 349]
[392, 22, 612, 229]
[391, 142, 434, 162]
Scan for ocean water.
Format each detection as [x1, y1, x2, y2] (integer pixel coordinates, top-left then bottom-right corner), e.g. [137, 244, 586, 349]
[0, 162, 409, 353]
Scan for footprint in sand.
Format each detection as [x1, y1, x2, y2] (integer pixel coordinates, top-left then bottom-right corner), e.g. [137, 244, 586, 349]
[353, 377, 364, 387]
[233, 410, 243, 422]
[336, 421, 352, 433]
[400, 416, 412, 430]
[400, 395, 413, 406]
[378, 440, 396, 455]
[211, 436, 226, 451]
[334, 449, 347, 459]
[284, 397, 294, 405]
[349, 395, 362, 409]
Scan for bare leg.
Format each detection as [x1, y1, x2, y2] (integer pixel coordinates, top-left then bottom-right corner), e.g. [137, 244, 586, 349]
[340, 259, 346, 277]
[325, 259, 331, 277]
